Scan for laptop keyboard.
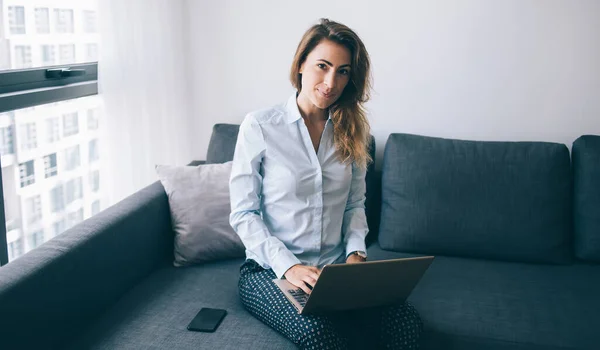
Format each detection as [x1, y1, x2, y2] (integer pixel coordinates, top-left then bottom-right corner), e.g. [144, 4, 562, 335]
[288, 289, 308, 307]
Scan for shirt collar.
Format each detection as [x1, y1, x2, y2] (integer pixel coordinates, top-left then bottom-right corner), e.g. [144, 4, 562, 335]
[285, 91, 332, 124]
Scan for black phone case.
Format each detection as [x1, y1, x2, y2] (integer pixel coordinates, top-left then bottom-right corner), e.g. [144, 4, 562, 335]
[187, 308, 227, 332]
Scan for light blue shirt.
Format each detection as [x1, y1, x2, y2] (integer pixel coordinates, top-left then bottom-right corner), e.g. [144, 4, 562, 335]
[229, 93, 368, 278]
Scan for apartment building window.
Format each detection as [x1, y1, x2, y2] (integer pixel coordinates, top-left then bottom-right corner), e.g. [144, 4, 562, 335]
[89, 139, 99, 163]
[53, 219, 66, 237]
[44, 153, 58, 178]
[35, 8, 50, 34]
[83, 10, 97, 33]
[8, 6, 26, 34]
[63, 112, 79, 136]
[19, 122, 37, 150]
[50, 184, 65, 213]
[41, 45, 56, 66]
[59, 44, 76, 65]
[90, 170, 100, 192]
[15, 46, 32, 69]
[25, 195, 42, 224]
[0, 126, 14, 155]
[67, 208, 84, 228]
[91, 200, 100, 216]
[84, 44, 98, 62]
[28, 230, 45, 250]
[46, 117, 60, 142]
[8, 239, 24, 261]
[54, 9, 74, 33]
[87, 109, 99, 130]
[19, 160, 35, 188]
[64, 145, 80, 171]
[65, 177, 83, 204]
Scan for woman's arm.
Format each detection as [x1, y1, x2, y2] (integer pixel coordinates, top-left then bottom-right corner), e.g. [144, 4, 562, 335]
[229, 114, 301, 279]
[342, 161, 369, 259]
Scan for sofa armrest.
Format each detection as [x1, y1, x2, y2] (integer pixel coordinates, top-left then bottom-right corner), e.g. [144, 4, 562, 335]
[0, 181, 173, 349]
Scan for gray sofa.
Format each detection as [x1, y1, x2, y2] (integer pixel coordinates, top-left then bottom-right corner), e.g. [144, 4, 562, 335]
[1, 124, 599, 350]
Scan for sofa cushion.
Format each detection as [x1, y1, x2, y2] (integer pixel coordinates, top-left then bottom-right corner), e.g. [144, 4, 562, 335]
[66, 258, 296, 350]
[156, 162, 245, 267]
[206, 124, 240, 164]
[378, 133, 572, 264]
[367, 243, 600, 350]
[572, 135, 600, 262]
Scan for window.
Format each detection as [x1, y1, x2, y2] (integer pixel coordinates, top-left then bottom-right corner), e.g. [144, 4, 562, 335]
[44, 153, 58, 178]
[15, 46, 32, 69]
[41, 45, 56, 66]
[90, 170, 100, 192]
[83, 10, 97, 33]
[91, 200, 101, 216]
[0, 125, 14, 155]
[28, 230, 45, 250]
[64, 145, 80, 171]
[84, 44, 98, 62]
[35, 8, 50, 34]
[1, 2, 99, 265]
[8, 6, 26, 35]
[67, 208, 84, 228]
[87, 108, 99, 130]
[63, 112, 79, 136]
[53, 219, 67, 237]
[65, 177, 83, 204]
[8, 239, 24, 261]
[46, 117, 60, 143]
[54, 9, 74, 33]
[50, 184, 65, 213]
[89, 139, 99, 162]
[19, 160, 35, 187]
[25, 195, 42, 224]
[59, 44, 76, 64]
[19, 122, 37, 150]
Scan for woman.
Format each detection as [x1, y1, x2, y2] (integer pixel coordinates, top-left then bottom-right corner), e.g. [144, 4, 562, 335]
[229, 18, 422, 349]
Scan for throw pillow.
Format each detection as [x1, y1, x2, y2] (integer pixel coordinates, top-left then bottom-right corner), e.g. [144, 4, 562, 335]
[156, 161, 245, 266]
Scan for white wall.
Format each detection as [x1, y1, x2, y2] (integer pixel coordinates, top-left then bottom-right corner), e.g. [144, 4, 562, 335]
[186, 0, 600, 166]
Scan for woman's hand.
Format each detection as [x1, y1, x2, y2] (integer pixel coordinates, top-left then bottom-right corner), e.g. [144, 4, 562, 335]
[346, 254, 366, 264]
[284, 264, 321, 295]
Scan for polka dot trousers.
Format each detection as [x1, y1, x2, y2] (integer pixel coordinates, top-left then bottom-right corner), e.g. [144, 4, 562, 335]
[238, 259, 423, 350]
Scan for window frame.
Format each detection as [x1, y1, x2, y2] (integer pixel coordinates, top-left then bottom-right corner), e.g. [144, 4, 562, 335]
[0, 60, 97, 266]
[0, 63, 98, 114]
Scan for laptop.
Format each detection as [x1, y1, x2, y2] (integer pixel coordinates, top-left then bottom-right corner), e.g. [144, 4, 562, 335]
[273, 256, 434, 315]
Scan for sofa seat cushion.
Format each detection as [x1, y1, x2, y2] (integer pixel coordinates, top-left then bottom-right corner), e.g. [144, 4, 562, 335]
[66, 258, 295, 350]
[368, 243, 600, 350]
[378, 133, 573, 264]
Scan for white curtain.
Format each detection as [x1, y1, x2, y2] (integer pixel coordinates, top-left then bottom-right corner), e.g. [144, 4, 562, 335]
[97, 0, 195, 204]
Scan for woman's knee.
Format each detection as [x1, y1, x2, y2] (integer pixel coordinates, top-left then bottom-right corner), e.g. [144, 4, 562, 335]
[292, 315, 347, 349]
[383, 302, 423, 332]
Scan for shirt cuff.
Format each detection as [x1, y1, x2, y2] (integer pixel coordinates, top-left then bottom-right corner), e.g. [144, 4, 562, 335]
[345, 234, 367, 258]
[271, 249, 302, 279]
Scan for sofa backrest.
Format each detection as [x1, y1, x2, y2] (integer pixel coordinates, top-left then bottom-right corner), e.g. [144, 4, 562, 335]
[572, 135, 600, 262]
[206, 123, 381, 244]
[378, 133, 573, 264]
[206, 124, 240, 164]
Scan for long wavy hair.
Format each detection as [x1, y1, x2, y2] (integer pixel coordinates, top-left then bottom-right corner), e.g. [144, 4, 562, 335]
[290, 18, 373, 169]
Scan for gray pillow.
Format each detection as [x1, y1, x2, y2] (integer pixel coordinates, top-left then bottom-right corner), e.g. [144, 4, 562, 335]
[156, 161, 245, 266]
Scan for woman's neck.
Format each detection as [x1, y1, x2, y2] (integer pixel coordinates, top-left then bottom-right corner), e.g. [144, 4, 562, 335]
[296, 91, 328, 125]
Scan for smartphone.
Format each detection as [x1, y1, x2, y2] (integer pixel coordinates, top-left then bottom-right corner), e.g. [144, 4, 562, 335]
[187, 308, 227, 332]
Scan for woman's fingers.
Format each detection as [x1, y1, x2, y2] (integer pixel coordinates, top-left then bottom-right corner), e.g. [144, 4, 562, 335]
[295, 279, 312, 295]
[303, 276, 317, 288]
